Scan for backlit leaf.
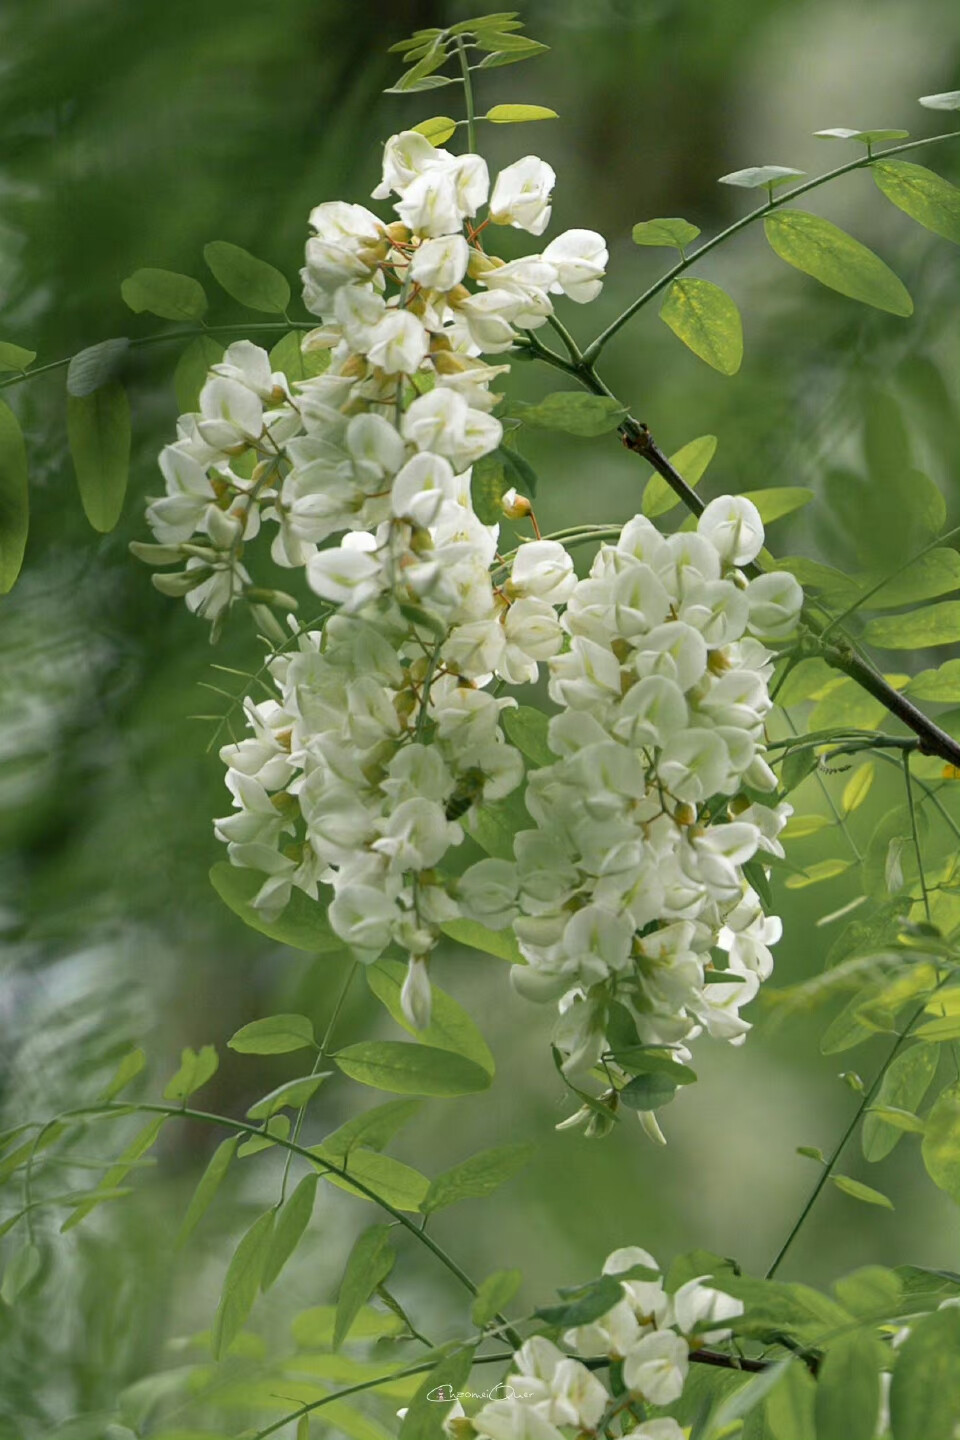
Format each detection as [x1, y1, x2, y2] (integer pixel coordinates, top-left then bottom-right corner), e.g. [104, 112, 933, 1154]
[0, 342, 36, 372]
[890, 1305, 960, 1439]
[412, 116, 457, 145]
[863, 1043, 937, 1161]
[246, 1073, 331, 1120]
[764, 210, 913, 315]
[832, 1174, 894, 1208]
[484, 104, 557, 123]
[842, 763, 875, 814]
[904, 659, 960, 701]
[863, 601, 960, 648]
[164, 1045, 219, 1102]
[873, 159, 960, 244]
[784, 859, 853, 889]
[228, 1014, 315, 1055]
[741, 486, 814, 523]
[642, 434, 717, 517]
[814, 1331, 882, 1440]
[660, 278, 743, 375]
[632, 217, 701, 250]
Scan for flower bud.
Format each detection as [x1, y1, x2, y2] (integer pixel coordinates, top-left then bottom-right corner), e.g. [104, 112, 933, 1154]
[400, 956, 432, 1030]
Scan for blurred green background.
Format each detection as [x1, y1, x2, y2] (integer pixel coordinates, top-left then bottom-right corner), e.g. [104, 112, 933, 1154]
[0, 0, 958, 1435]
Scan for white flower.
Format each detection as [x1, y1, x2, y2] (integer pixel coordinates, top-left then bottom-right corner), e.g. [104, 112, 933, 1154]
[457, 858, 520, 929]
[673, 1277, 744, 1339]
[409, 232, 470, 290]
[328, 883, 399, 953]
[304, 200, 384, 299]
[212, 340, 286, 400]
[511, 541, 576, 603]
[490, 156, 556, 235]
[542, 229, 608, 302]
[745, 571, 804, 638]
[307, 544, 383, 607]
[698, 495, 765, 566]
[391, 451, 458, 526]
[400, 956, 432, 1030]
[455, 288, 527, 353]
[622, 1422, 686, 1440]
[622, 1330, 689, 1404]
[196, 377, 264, 450]
[365, 309, 429, 375]
[373, 131, 452, 199]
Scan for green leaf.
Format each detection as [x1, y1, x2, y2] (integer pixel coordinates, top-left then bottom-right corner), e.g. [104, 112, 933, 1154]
[905, 659, 960, 701]
[399, 1346, 476, 1440]
[863, 600, 960, 648]
[719, 165, 804, 188]
[63, 1116, 165, 1231]
[632, 217, 701, 249]
[782, 813, 832, 839]
[765, 1360, 816, 1440]
[483, 103, 557, 123]
[291, 1303, 404, 1347]
[334, 1041, 491, 1097]
[915, 1014, 960, 1041]
[121, 268, 208, 322]
[660, 277, 743, 375]
[470, 450, 508, 525]
[246, 1073, 331, 1120]
[439, 917, 523, 963]
[67, 383, 131, 533]
[270, 330, 329, 384]
[867, 1104, 925, 1133]
[1, 1243, 42, 1305]
[365, 958, 494, 1074]
[501, 704, 555, 767]
[808, 676, 889, 732]
[515, 391, 627, 436]
[816, 127, 909, 143]
[921, 1083, 960, 1202]
[334, 1226, 395, 1348]
[784, 858, 854, 889]
[873, 159, 960, 243]
[422, 1142, 534, 1213]
[618, 1070, 683, 1110]
[891, 1304, 960, 1439]
[919, 90, 960, 110]
[0, 342, 36, 372]
[832, 1265, 902, 1316]
[741, 486, 814, 523]
[466, 788, 530, 861]
[705, 1359, 791, 1440]
[499, 438, 538, 497]
[815, 1331, 882, 1440]
[831, 1174, 894, 1208]
[100, 1047, 147, 1102]
[203, 240, 291, 314]
[174, 334, 224, 412]
[642, 434, 717, 518]
[863, 1043, 937, 1161]
[66, 337, 130, 397]
[262, 1173, 318, 1290]
[0, 398, 29, 595]
[472, 1268, 522, 1327]
[536, 1274, 632, 1328]
[164, 1045, 219, 1102]
[237, 1113, 289, 1157]
[209, 862, 342, 952]
[228, 1013, 316, 1055]
[707, 1273, 854, 1345]
[477, 41, 549, 68]
[320, 1098, 423, 1159]
[411, 116, 458, 145]
[312, 1145, 430, 1211]
[176, 1135, 239, 1247]
[764, 209, 913, 316]
[211, 1209, 275, 1359]
[609, 1047, 697, 1086]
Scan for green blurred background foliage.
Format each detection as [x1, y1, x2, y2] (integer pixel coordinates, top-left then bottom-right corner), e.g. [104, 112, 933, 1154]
[0, 0, 957, 1434]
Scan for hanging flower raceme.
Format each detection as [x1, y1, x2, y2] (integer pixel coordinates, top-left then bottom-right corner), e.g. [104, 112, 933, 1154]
[138, 124, 802, 1099]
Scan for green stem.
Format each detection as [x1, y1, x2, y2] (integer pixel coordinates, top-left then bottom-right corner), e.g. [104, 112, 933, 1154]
[49, 1100, 523, 1346]
[582, 130, 959, 363]
[545, 313, 583, 364]
[0, 321, 311, 393]
[783, 710, 863, 862]
[277, 959, 358, 1204]
[456, 36, 477, 153]
[765, 974, 950, 1278]
[902, 751, 932, 922]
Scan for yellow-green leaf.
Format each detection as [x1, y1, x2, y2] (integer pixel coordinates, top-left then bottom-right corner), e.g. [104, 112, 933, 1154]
[163, 1045, 219, 1102]
[863, 1043, 937, 1162]
[0, 342, 36, 373]
[228, 1013, 315, 1055]
[863, 601, 960, 649]
[832, 1174, 894, 1208]
[472, 1268, 522, 1327]
[905, 659, 960, 701]
[842, 763, 875, 814]
[782, 813, 832, 839]
[785, 859, 854, 889]
[246, 1072, 331, 1120]
[334, 1041, 491, 1097]
[890, 1305, 960, 1440]
[311, 1145, 430, 1211]
[262, 1172, 319, 1291]
[741, 486, 814, 523]
[0, 398, 29, 594]
[642, 434, 717, 517]
[632, 217, 701, 250]
[366, 959, 494, 1074]
[412, 115, 457, 144]
[764, 209, 913, 316]
[660, 278, 743, 375]
[334, 1225, 395, 1348]
[176, 1135, 239, 1246]
[67, 382, 131, 533]
[873, 159, 960, 244]
[484, 103, 557, 123]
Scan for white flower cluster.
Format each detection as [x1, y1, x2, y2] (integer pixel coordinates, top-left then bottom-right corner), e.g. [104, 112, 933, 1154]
[469, 499, 803, 1108]
[442, 1247, 743, 1440]
[139, 130, 609, 1024]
